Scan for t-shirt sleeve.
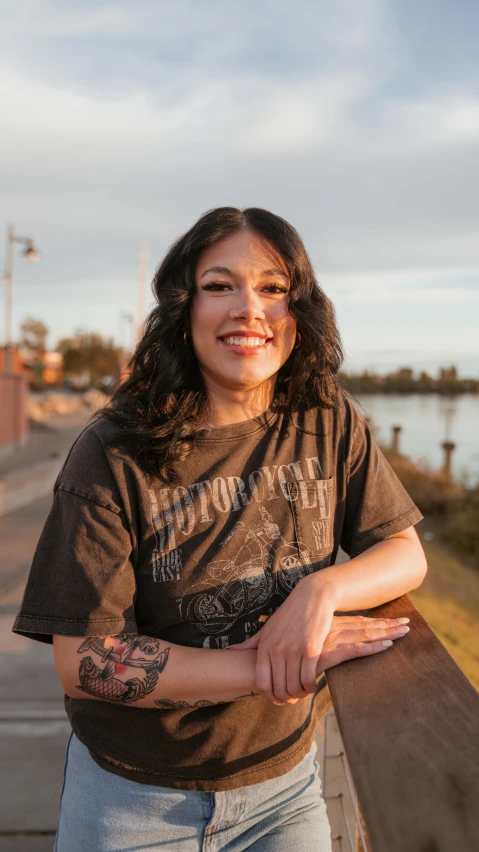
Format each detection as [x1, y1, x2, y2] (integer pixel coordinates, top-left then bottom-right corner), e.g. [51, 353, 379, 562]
[12, 425, 138, 644]
[339, 397, 423, 557]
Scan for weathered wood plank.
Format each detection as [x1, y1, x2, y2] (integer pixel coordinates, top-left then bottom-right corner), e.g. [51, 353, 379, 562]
[326, 594, 479, 852]
[317, 711, 364, 851]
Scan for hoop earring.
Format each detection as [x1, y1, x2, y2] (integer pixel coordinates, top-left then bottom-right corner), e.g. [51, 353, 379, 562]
[294, 332, 302, 349]
[183, 331, 190, 345]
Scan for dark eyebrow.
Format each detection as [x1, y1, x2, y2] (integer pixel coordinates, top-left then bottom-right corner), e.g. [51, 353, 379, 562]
[199, 265, 233, 279]
[199, 265, 289, 280]
[262, 268, 289, 280]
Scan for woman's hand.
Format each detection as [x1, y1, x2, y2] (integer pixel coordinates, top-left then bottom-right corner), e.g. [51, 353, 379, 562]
[230, 575, 336, 705]
[229, 575, 410, 705]
[316, 611, 410, 679]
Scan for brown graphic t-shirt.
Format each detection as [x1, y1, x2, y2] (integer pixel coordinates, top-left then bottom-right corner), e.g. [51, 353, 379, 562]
[13, 394, 422, 791]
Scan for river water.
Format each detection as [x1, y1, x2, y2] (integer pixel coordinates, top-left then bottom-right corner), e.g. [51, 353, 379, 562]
[357, 394, 479, 485]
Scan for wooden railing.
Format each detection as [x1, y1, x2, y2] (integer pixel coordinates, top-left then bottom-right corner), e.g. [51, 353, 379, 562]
[317, 710, 367, 850]
[321, 595, 479, 851]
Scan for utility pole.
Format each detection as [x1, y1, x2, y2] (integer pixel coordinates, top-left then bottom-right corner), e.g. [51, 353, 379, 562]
[391, 425, 402, 455]
[0, 225, 40, 373]
[441, 405, 456, 479]
[118, 311, 134, 377]
[137, 243, 148, 345]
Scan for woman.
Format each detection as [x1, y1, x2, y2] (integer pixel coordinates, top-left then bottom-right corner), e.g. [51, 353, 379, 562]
[14, 207, 426, 851]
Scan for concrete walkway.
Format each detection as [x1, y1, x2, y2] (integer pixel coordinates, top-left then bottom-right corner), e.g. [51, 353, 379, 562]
[0, 410, 94, 478]
[0, 498, 68, 851]
[0, 411, 93, 519]
[0, 414, 90, 851]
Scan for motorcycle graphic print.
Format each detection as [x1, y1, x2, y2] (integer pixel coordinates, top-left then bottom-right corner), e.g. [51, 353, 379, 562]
[147, 465, 334, 639]
[180, 507, 313, 635]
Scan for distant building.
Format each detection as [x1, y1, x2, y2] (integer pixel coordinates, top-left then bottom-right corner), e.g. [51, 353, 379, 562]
[0, 347, 25, 375]
[0, 347, 29, 459]
[42, 350, 64, 386]
[18, 349, 64, 389]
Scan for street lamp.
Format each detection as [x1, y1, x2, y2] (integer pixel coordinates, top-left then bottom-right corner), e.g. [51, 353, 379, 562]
[120, 311, 134, 353]
[0, 224, 41, 373]
[117, 311, 134, 376]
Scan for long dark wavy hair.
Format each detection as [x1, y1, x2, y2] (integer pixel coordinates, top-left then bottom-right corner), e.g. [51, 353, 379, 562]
[95, 207, 344, 482]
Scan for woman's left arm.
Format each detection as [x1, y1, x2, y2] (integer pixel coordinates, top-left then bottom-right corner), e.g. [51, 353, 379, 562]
[235, 525, 427, 705]
[314, 525, 427, 612]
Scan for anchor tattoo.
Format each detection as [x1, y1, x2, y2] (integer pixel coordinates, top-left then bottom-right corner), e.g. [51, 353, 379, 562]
[76, 634, 170, 703]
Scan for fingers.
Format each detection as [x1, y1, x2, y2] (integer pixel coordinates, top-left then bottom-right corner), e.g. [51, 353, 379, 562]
[319, 629, 410, 672]
[332, 615, 410, 630]
[271, 657, 289, 705]
[256, 647, 284, 706]
[227, 633, 261, 650]
[300, 655, 320, 695]
[257, 648, 313, 705]
[339, 623, 410, 645]
[285, 654, 310, 701]
[256, 650, 319, 704]
[357, 639, 395, 655]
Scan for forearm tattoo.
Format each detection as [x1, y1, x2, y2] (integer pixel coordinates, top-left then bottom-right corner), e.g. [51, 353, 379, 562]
[77, 634, 170, 703]
[76, 636, 259, 707]
[154, 692, 258, 710]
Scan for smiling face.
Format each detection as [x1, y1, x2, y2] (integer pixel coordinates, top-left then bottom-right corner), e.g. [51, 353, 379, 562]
[191, 230, 297, 403]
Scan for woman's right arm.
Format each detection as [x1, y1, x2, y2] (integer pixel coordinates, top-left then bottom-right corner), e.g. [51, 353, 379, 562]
[53, 633, 258, 709]
[53, 614, 404, 709]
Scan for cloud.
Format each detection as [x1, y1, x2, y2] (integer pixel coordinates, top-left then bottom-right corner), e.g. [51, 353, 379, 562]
[0, 0, 385, 49]
[323, 267, 479, 302]
[0, 0, 478, 359]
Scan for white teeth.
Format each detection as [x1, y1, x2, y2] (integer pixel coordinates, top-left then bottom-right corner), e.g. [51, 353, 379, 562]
[222, 336, 266, 347]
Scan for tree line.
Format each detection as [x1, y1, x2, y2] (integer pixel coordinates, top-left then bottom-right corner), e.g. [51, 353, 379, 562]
[18, 316, 125, 385]
[340, 366, 478, 395]
[16, 316, 478, 394]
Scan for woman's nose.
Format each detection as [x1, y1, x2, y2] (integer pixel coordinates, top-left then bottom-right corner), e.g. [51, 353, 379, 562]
[229, 292, 266, 322]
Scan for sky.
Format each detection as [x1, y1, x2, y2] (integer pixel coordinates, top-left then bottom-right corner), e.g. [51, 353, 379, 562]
[0, 0, 478, 375]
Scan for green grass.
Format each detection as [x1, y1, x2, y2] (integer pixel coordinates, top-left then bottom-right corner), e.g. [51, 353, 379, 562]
[410, 533, 479, 691]
[371, 443, 479, 689]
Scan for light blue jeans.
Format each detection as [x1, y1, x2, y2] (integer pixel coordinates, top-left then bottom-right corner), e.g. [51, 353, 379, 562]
[54, 733, 332, 851]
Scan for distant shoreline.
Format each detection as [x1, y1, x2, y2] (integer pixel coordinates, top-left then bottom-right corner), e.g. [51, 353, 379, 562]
[348, 388, 479, 396]
[340, 367, 478, 396]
